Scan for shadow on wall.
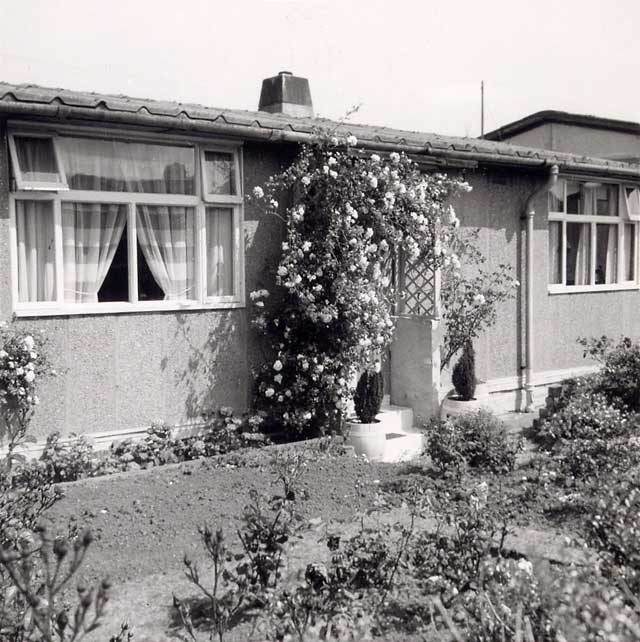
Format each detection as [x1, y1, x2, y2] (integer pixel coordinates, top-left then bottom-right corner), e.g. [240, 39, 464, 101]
[162, 311, 245, 422]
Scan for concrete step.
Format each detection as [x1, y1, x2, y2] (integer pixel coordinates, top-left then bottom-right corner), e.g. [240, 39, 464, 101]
[378, 404, 413, 433]
[381, 426, 424, 463]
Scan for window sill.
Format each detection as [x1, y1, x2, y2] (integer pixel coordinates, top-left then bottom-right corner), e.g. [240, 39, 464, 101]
[548, 283, 640, 295]
[13, 299, 246, 318]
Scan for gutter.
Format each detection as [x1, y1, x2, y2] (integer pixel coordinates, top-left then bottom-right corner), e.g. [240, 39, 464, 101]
[521, 164, 559, 412]
[2, 101, 640, 178]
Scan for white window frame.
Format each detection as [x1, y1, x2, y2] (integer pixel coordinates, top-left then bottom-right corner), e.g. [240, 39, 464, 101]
[8, 132, 69, 191]
[200, 146, 243, 204]
[8, 124, 245, 317]
[548, 177, 639, 294]
[623, 185, 640, 221]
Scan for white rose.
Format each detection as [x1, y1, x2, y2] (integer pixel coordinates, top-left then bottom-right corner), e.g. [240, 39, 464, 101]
[265, 388, 275, 398]
[0, 350, 7, 359]
[370, 154, 381, 163]
[301, 176, 311, 186]
[24, 371, 35, 383]
[346, 135, 358, 146]
[273, 360, 283, 372]
[517, 559, 533, 576]
[23, 335, 35, 350]
[277, 266, 288, 277]
[274, 374, 283, 384]
[252, 186, 264, 198]
[15, 367, 24, 376]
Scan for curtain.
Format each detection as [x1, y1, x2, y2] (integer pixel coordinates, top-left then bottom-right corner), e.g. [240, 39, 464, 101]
[548, 222, 562, 284]
[62, 202, 126, 303]
[136, 206, 196, 300]
[206, 207, 234, 296]
[625, 224, 635, 280]
[567, 222, 590, 285]
[58, 137, 194, 194]
[15, 200, 56, 302]
[574, 226, 590, 285]
[605, 225, 617, 283]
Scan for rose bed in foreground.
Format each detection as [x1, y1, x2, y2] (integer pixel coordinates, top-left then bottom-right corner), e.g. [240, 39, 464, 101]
[42, 443, 588, 642]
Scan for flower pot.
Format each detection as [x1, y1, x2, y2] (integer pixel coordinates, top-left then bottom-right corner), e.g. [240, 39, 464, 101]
[440, 383, 491, 420]
[346, 419, 386, 461]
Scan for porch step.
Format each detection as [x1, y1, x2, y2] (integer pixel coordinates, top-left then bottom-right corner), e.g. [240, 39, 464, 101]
[382, 425, 425, 463]
[378, 403, 414, 433]
[348, 404, 424, 463]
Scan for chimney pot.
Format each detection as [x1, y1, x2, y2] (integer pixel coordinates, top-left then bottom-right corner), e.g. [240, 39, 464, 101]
[258, 71, 313, 118]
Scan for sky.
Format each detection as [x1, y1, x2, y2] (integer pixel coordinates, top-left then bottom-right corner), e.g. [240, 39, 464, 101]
[0, 0, 638, 138]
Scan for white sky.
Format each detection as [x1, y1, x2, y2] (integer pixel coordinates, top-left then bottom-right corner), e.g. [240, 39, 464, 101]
[1, 0, 638, 138]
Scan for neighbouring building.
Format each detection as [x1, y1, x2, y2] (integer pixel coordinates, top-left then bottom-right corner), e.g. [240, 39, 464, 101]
[484, 110, 640, 163]
[1, 73, 640, 451]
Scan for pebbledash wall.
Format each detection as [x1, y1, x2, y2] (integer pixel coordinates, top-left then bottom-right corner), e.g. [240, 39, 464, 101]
[0, 120, 293, 444]
[444, 168, 640, 412]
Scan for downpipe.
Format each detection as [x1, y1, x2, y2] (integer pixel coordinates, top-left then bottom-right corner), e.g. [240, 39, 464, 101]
[522, 164, 559, 412]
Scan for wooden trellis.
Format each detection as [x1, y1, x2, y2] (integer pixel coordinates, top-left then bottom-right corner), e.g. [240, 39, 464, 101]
[393, 251, 441, 320]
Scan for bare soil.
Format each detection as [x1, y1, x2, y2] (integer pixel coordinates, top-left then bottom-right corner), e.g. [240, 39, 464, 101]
[43, 443, 581, 641]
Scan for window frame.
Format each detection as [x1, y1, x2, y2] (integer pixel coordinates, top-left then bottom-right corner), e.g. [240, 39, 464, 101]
[8, 123, 245, 317]
[200, 146, 243, 204]
[8, 131, 69, 192]
[548, 176, 639, 294]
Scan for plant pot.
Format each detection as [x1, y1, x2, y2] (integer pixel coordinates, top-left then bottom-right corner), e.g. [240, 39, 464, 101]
[440, 384, 491, 421]
[346, 419, 386, 461]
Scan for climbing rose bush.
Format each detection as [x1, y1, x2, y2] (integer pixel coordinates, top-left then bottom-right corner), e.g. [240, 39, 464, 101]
[440, 228, 518, 372]
[250, 135, 470, 436]
[0, 324, 52, 461]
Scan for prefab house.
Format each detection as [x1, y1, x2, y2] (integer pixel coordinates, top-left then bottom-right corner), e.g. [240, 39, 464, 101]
[1, 73, 640, 450]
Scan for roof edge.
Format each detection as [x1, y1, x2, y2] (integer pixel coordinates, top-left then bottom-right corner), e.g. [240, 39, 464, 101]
[1, 84, 640, 180]
[485, 110, 640, 141]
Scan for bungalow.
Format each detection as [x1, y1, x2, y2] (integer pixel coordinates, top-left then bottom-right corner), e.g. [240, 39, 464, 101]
[1, 72, 640, 449]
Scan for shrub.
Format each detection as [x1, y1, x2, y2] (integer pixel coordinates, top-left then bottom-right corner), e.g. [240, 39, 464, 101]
[533, 389, 633, 449]
[451, 341, 476, 401]
[428, 410, 519, 475]
[588, 475, 640, 598]
[0, 523, 129, 642]
[580, 336, 640, 412]
[425, 418, 465, 476]
[39, 432, 97, 483]
[353, 370, 383, 423]
[559, 437, 640, 479]
[175, 450, 309, 642]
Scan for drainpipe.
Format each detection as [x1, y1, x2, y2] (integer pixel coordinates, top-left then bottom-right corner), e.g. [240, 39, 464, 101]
[522, 164, 559, 412]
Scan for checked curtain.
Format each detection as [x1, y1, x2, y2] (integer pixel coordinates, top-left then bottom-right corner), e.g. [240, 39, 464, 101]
[62, 202, 127, 303]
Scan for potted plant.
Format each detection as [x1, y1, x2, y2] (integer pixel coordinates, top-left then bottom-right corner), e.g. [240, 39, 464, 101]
[347, 369, 386, 460]
[440, 341, 489, 419]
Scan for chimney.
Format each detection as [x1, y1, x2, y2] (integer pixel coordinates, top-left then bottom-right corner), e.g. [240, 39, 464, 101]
[258, 71, 314, 118]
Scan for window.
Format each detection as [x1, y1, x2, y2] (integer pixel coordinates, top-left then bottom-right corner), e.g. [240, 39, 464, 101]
[548, 178, 638, 292]
[8, 134, 68, 190]
[8, 129, 244, 315]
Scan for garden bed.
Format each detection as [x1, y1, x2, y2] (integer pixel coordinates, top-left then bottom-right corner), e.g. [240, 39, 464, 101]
[39, 437, 596, 642]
